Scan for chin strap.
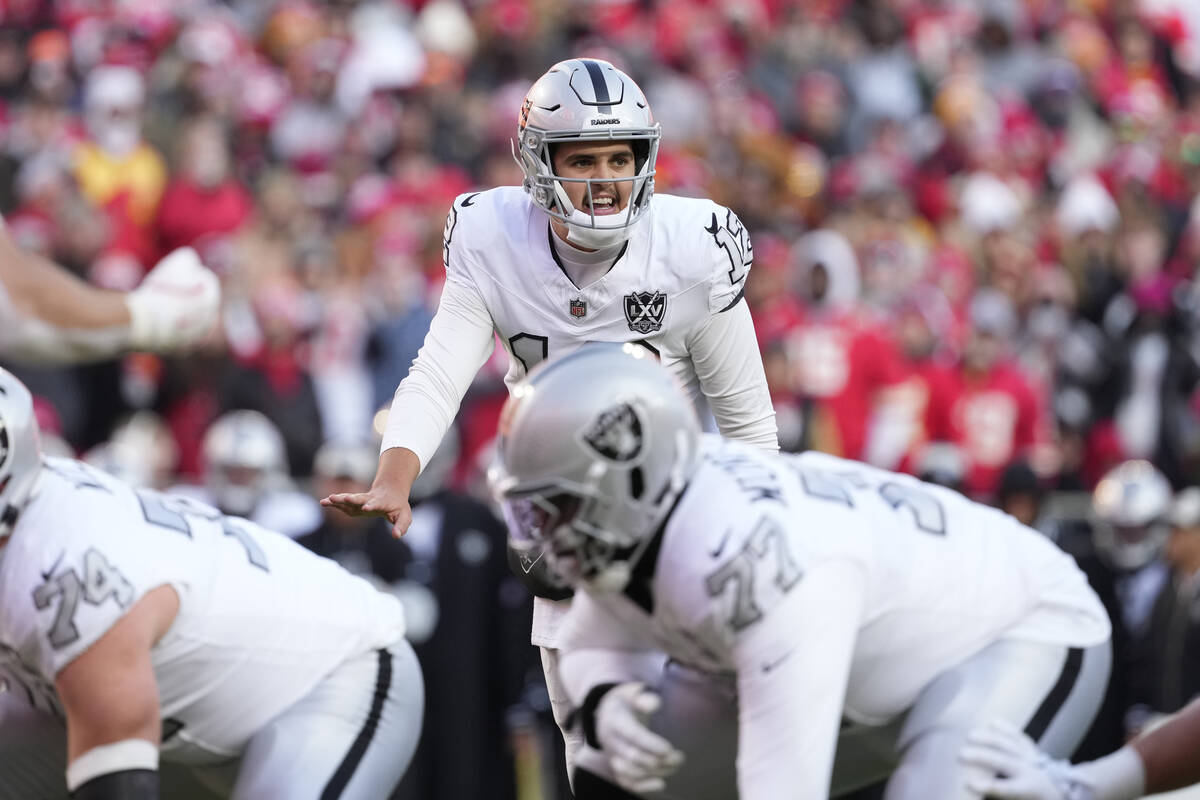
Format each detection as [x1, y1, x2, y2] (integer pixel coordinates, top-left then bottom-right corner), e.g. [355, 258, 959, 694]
[563, 218, 635, 250]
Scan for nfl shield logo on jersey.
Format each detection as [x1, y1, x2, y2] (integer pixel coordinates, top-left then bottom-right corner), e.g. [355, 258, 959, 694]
[569, 299, 587, 318]
[624, 291, 666, 334]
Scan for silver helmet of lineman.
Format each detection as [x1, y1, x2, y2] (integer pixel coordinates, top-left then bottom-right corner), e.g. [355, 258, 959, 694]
[489, 343, 699, 593]
[1091, 460, 1172, 570]
[513, 58, 661, 250]
[0, 367, 43, 539]
[203, 409, 287, 517]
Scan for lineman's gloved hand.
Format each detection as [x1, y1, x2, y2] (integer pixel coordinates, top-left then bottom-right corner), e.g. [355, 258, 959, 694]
[961, 721, 1090, 800]
[126, 247, 220, 351]
[595, 682, 684, 794]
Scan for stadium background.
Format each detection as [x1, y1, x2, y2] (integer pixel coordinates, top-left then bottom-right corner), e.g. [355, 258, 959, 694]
[2, 0, 1200, 798]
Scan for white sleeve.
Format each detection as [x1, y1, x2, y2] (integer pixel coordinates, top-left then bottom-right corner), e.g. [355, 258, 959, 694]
[732, 559, 865, 800]
[688, 299, 778, 452]
[558, 593, 665, 705]
[380, 272, 495, 469]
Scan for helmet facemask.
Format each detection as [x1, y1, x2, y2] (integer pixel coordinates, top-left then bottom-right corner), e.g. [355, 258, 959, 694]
[515, 129, 659, 250]
[496, 426, 695, 594]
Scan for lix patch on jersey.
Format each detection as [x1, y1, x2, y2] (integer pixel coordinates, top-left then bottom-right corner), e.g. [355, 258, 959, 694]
[624, 291, 666, 334]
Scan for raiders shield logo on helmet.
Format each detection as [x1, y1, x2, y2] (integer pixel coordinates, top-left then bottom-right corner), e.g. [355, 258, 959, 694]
[581, 403, 643, 463]
[624, 291, 666, 334]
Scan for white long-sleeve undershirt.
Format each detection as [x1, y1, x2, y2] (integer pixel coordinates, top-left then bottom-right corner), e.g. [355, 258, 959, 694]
[380, 273, 496, 469]
[687, 299, 778, 452]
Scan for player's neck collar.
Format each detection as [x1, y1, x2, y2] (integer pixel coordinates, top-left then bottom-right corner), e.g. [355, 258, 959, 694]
[622, 479, 692, 614]
[547, 223, 629, 290]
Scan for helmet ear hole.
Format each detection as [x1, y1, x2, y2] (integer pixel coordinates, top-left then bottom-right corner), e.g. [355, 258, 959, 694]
[632, 140, 650, 173]
[629, 467, 644, 500]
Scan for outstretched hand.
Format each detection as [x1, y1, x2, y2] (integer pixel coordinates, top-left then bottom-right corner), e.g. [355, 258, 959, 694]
[321, 484, 413, 539]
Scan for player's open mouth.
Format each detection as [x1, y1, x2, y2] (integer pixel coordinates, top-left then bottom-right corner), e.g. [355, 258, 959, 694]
[585, 195, 620, 216]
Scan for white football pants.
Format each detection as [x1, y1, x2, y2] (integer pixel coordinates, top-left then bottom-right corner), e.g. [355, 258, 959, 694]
[573, 636, 1112, 800]
[0, 640, 423, 800]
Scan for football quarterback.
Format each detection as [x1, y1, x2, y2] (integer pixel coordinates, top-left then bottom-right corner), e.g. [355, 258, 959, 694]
[322, 57, 779, 776]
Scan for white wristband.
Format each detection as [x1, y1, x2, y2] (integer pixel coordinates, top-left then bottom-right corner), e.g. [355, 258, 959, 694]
[66, 739, 158, 791]
[1075, 746, 1146, 800]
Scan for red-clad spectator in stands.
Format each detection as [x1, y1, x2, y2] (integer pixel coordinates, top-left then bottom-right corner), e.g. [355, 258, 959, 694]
[925, 288, 1049, 499]
[888, 285, 961, 474]
[784, 228, 907, 461]
[156, 115, 253, 259]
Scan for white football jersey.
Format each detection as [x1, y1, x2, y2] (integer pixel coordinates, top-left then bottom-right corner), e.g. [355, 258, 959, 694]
[560, 438, 1110, 726]
[0, 458, 405, 764]
[383, 186, 776, 471]
[443, 186, 751, 397]
[386, 186, 777, 647]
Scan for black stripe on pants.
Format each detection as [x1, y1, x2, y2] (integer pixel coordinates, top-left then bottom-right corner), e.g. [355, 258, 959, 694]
[321, 649, 393, 800]
[1023, 647, 1083, 742]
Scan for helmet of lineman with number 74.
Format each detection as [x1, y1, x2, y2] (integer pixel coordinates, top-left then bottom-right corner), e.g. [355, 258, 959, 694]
[514, 58, 661, 250]
[0, 368, 43, 539]
[488, 343, 700, 593]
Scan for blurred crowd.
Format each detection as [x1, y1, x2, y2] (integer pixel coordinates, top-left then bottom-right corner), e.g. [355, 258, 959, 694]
[4, 0, 1200, 796]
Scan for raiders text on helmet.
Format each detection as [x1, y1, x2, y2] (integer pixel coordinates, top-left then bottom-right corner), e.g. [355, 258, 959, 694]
[514, 58, 661, 249]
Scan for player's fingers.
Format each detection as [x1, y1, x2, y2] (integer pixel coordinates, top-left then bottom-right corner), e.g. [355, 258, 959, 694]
[324, 492, 369, 507]
[631, 691, 662, 716]
[391, 516, 414, 538]
[322, 500, 363, 516]
[615, 724, 677, 760]
[613, 768, 665, 795]
[964, 773, 1014, 797]
[622, 774, 667, 795]
[609, 739, 660, 773]
[611, 754, 668, 790]
[360, 496, 386, 512]
[958, 744, 1018, 776]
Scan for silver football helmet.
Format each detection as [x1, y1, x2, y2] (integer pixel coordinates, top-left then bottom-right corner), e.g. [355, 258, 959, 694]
[489, 343, 699, 593]
[1091, 460, 1172, 570]
[0, 367, 43, 539]
[202, 410, 287, 517]
[514, 58, 661, 249]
